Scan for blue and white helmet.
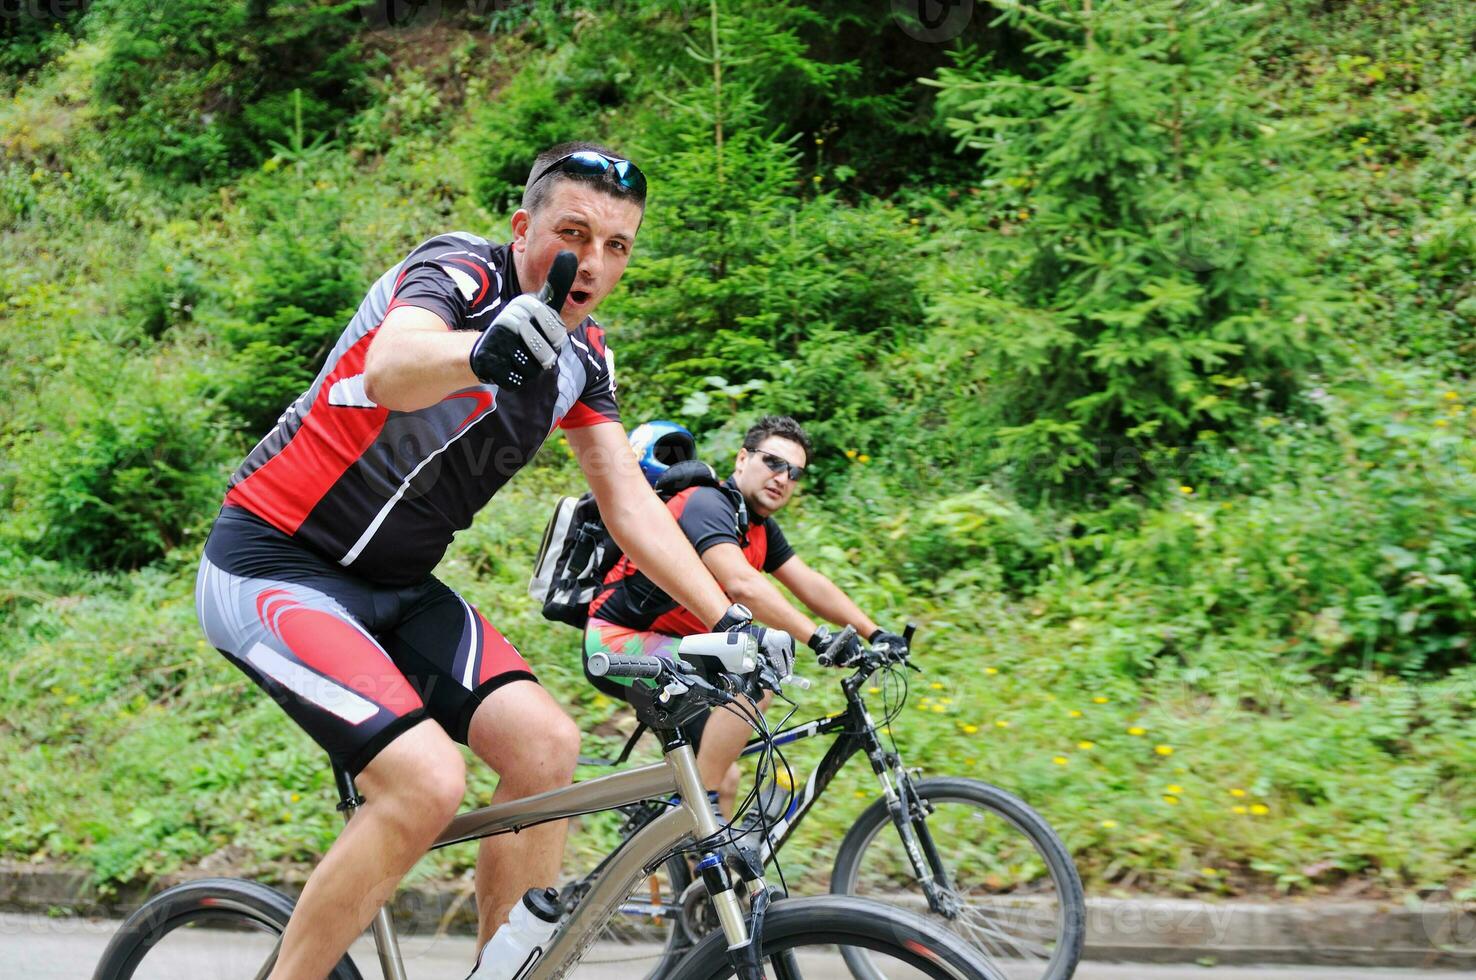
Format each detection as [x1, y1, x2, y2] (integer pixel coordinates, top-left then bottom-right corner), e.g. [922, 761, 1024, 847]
[629, 420, 697, 486]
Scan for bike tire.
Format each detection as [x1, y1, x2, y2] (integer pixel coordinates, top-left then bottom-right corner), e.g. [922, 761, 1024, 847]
[830, 777, 1085, 980]
[665, 894, 1006, 980]
[91, 876, 363, 980]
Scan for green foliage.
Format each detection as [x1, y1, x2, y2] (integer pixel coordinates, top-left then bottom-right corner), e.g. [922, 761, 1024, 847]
[926, 0, 1333, 496]
[0, 6, 83, 78]
[2, 0, 1476, 902]
[464, 58, 604, 215]
[214, 154, 362, 433]
[89, 0, 366, 183]
[1137, 368, 1476, 680]
[8, 364, 231, 570]
[600, 5, 927, 475]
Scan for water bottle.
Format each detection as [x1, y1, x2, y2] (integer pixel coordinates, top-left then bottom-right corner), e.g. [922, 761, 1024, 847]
[467, 887, 561, 980]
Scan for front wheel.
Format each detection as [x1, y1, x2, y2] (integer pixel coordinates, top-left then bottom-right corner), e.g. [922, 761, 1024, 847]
[667, 894, 1007, 979]
[831, 777, 1085, 980]
[91, 877, 363, 980]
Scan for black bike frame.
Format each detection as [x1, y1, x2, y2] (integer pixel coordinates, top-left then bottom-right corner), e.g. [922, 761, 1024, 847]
[737, 667, 956, 907]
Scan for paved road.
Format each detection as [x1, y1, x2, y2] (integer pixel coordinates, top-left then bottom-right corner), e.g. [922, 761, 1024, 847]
[2, 913, 1467, 979]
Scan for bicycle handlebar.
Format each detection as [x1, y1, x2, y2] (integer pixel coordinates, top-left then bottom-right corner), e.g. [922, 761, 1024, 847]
[586, 653, 665, 679]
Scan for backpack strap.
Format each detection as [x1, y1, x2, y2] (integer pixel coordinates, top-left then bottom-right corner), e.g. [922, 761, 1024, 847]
[654, 460, 749, 546]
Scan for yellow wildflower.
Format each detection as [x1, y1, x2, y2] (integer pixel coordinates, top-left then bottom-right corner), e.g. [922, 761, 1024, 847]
[1167, 784, 1183, 794]
[1155, 745, 1174, 756]
[961, 724, 979, 735]
[1127, 726, 1146, 736]
[1162, 795, 1180, 805]
[932, 704, 947, 713]
[845, 449, 857, 459]
[1445, 391, 1459, 401]
[1202, 868, 1219, 877]
[1229, 788, 1246, 798]
[1093, 696, 1109, 704]
[1069, 709, 1083, 718]
[1052, 756, 1069, 766]
[1249, 803, 1270, 816]
[1100, 819, 1118, 829]
[1232, 805, 1247, 815]
[1179, 485, 1194, 494]
[858, 454, 871, 463]
[985, 666, 999, 675]
[930, 682, 945, 690]
[994, 719, 1009, 728]
[1077, 741, 1095, 750]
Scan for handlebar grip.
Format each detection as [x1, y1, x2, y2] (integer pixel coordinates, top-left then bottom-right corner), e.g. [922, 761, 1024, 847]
[903, 622, 917, 644]
[587, 653, 665, 679]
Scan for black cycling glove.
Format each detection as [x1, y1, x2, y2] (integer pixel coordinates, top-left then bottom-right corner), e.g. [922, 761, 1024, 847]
[869, 628, 909, 660]
[469, 294, 566, 389]
[808, 625, 862, 667]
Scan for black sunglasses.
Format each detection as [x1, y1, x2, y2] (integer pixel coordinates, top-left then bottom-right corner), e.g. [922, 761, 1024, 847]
[755, 450, 805, 482]
[529, 151, 647, 198]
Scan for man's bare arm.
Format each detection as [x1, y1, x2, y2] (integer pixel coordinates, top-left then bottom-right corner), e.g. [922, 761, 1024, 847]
[701, 544, 816, 640]
[568, 422, 732, 630]
[772, 555, 879, 639]
[362, 305, 481, 412]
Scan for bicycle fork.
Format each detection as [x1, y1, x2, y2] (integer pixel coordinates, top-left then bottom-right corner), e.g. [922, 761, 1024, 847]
[860, 724, 959, 917]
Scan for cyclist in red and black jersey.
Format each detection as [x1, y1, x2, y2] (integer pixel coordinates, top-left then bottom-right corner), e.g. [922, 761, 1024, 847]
[195, 142, 782, 980]
[586, 415, 909, 816]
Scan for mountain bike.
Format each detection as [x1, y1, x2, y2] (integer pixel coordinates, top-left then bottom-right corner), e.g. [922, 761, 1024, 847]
[91, 632, 1005, 980]
[584, 626, 1086, 980]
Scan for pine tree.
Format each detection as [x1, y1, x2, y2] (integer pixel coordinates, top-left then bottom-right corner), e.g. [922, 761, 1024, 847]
[927, 0, 1333, 497]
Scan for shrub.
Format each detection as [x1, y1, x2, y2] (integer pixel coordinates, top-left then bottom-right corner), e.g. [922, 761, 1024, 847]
[924, 0, 1335, 498]
[216, 163, 362, 433]
[89, 0, 365, 184]
[10, 364, 232, 570]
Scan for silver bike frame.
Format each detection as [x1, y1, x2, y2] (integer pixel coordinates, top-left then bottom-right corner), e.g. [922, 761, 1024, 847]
[352, 741, 752, 980]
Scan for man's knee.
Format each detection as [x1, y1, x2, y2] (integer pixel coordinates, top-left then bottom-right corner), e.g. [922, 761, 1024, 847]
[362, 725, 466, 827]
[469, 685, 580, 785]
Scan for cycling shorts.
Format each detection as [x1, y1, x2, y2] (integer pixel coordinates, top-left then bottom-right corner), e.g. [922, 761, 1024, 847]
[196, 506, 535, 774]
[583, 618, 710, 746]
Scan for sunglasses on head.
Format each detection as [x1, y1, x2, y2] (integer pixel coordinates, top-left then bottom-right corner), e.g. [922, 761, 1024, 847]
[529, 151, 647, 198]
[754, 450, 805, 482]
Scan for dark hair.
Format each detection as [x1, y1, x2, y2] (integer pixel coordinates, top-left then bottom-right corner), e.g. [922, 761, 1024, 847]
[743, 415, 813, 466]
[522, 141, 647, 214]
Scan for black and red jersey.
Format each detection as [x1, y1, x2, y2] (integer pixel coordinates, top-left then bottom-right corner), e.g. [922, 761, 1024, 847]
[224, 232, 620, 586]
[588, 479, 795, 635]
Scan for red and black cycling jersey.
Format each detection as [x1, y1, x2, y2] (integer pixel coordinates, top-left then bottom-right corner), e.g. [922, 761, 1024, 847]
[588, 478, 795, 634]
[224, 232, 620, 586]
